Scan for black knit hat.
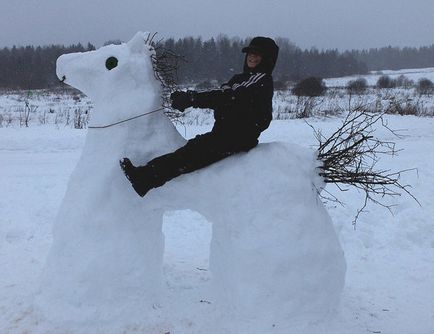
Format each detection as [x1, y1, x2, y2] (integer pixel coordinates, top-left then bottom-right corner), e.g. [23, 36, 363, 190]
[242, 37, 279, 73]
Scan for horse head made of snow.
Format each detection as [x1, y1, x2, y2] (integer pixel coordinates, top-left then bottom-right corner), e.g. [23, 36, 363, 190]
[38, 32, 346, 327]
[56, 32, 169, 130]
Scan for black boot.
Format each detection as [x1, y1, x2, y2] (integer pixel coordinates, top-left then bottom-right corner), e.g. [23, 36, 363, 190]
[119, 158, 153, 197]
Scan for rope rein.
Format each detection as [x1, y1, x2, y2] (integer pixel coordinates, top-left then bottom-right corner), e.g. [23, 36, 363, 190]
[88, 107, 167, 129]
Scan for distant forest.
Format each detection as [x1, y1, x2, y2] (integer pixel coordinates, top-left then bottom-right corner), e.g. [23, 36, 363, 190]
[1, 36, 434, 90]
[0, 43, 96, 90]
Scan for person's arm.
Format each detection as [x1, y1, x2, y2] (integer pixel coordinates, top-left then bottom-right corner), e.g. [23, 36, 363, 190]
[170, 73, 272, 112]
[192, 73, 273, 111]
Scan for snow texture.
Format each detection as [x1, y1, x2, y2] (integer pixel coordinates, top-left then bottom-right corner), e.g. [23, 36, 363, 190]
[33, 32, 346, 329]
[1, 104, 434, 333]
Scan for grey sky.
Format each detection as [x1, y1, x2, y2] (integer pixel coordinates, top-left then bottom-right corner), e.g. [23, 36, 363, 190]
[1, 0, 433, 50]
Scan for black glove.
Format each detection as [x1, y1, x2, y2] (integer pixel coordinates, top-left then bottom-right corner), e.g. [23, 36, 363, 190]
[170, 91, 196, 112]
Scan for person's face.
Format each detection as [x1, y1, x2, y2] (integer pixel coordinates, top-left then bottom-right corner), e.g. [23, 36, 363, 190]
[247, 52, 262, 69]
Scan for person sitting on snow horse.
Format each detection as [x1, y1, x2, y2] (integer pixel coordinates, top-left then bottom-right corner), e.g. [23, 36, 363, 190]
[120, 36, 279, 197]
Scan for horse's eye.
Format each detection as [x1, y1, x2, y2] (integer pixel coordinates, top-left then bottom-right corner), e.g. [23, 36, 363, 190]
[105, 56, 118, 70]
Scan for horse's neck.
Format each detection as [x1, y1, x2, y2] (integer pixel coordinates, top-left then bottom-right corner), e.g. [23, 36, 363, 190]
[90, 91, 158, 126]
[83, 97, 185, 165]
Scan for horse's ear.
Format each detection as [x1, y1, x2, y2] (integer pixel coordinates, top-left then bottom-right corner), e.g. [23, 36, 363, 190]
[127, 31, 149, 54]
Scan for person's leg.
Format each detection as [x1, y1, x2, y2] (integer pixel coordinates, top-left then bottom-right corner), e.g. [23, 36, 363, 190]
[146, 132, 222, 176]
[120, 132, 231, 197]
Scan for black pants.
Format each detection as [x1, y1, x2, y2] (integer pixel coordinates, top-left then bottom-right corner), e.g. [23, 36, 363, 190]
[139, 131, 258, 189]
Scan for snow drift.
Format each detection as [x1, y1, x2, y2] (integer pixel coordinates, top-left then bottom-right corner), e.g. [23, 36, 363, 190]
[35, 32, 346, 329]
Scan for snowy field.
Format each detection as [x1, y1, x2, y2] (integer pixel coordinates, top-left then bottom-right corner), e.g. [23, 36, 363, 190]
[2, 67, 433, 130]
[324, 66, 434, 87]
[1, 113, 433, 333]
[1, 60, 434, 333]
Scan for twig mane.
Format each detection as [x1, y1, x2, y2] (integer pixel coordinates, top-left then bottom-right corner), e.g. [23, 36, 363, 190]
[144, 32, 186, 121]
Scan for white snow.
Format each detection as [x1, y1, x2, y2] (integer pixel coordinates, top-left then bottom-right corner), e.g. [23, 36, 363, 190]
[324, 67, 434, 87]
[1, 35, 434, 333]
[1, 117, 434, 334]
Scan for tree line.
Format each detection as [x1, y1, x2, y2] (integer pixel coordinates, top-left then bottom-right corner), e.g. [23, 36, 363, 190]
[163, 36, 368, 84]
[352, 45, 434, 71]
[1, 36, 434, 90]
[0, 43, 96, 90]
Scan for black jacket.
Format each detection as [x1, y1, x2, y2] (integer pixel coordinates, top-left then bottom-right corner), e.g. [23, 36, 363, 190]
[191, 37, 279, 145]
[192, 71, 274, 138]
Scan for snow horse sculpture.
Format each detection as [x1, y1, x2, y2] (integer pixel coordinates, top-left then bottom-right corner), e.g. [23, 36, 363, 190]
[37, 32, 346, 326]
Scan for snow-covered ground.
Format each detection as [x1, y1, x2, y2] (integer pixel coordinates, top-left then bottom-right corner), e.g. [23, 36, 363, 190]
[324, 66, 434, 87]
[1, 113, 433, 333]
[3, 70, 433, 131]
[1, 63, 434, 333]
[0, 88, 91, 128]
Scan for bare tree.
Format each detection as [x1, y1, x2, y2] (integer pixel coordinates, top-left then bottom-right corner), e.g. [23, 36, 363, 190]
[73, 108, 89, 129]
[312, 110, 419, 224]
[19, 101, 38, 127]
[346, 78, 368, 95]
[4, 111, 13, 127]
[38, 109, 48, 125]
[416, 78, 434, 96]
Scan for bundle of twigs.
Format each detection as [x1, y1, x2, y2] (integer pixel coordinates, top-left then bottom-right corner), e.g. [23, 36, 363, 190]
[146, 32, 186, 121]
[313, 110, 419, 223]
